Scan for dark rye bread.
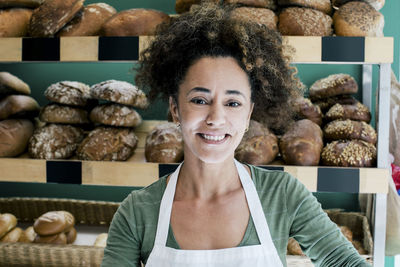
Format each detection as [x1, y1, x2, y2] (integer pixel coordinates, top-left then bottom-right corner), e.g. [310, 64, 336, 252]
[324, 119, 377, 144]
[224, 0, 277, 9]
[309, 74, 358, 101]
[39, 104, 89, 124]
[0, 0, 44, 8]
[312, 95, 358, 113]
[333, 1, 384, 37]
[89, 103, 142, 127]
[332, 0, 385, 11]
[44, 81, 92, 107]
[28, 0, 84, 37]
[292, 97, 322, 125]
[0, 8, 32, 37]
[325, 102, 371, 123]
[230, 7, 278, 30]
[235, 120, 279, 165]
[321, 140, 376, 167]
[0, 72, 30, 95]
[277, 0, 332, 15]
[278, 7, 332, 36]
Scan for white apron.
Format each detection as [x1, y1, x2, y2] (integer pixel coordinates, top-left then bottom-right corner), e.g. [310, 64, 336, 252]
[145, 160, 284, 267]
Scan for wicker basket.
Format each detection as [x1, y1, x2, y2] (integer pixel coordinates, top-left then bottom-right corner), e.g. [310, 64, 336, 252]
[0, 197, 120, 267]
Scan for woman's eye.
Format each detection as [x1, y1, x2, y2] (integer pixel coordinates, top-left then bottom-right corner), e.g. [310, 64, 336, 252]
[191, 98, 207, 105]
[227, 101, 241, 107]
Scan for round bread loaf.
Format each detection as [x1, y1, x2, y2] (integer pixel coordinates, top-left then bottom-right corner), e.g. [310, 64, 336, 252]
[0, 227, 22, 242]
[324, 119, 377, 144]
[77, 127, 138, 161]
[224, 0, 276, 9]
[0, 213, 17, 239]
[175, 0, 220, 14]
[277, 0, 331, 15]
[0, 119, 34, 157]
[0, 0, 44, 8]
[58, 3, 117, 36]
[235, 120, 278, 165]
[312, 95, 358, 113]
[33, 211, 75, 236]
[230, 7, 278, 30]
[34, 232, 67, 244]
[325, 102, 371, 123]
[145, 122, 184, 163]
[28, 124, 84, 159]
[287, 238, 304, 255]
[90, 80, 148, 108]
[28, 0, 84, 37]
[332, 0, 385, 11]
[279, 119, 323, 166]
[18, 226, 36, 243]
[293, 97, 322, 125]
[333, 1, 384, 37]
[0, 72, 30, 95]
[321, 140, 376, 167]
[0, 8, 32, 37]
[278, 7, 333, 36]
[90, 103, 142, 127]
[101, 9, 170, 36]
[309, 74, 358, 101]
[94, 233, 108, 247]
[66, 227, 77, 244]
[39, 104, 89, 124]
[45, 81, 92, 107]
[0, 95, 40, 120]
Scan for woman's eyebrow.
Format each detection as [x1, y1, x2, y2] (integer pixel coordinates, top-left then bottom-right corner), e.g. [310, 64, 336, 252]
[187, 87, 245, 97]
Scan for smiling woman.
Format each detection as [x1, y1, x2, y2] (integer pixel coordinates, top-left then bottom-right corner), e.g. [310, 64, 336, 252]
[101, 3, 371, 267]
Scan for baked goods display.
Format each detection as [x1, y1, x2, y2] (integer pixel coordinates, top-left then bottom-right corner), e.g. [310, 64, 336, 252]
[332, 0, 385, 10]
[308, 74, 358, 101]
[0, 213, 17, 239]
[0, 95, 39, 120]
[39, 104, 89, 125]
[44, 81, 92, 107]
[292, 97, 322, 126]
[277, 0, 332, 14]
[312, 95, 358, 113]
[33, 211, 76, 244]
[230, 6, 278, 30]
[0, 72, 30, 96]
[325, 102, 371, 123]
[0, 119, 34, 157]
[324, 120, 377, 145]
[0, 8, 32, 37]
[89, 103, 142, 128]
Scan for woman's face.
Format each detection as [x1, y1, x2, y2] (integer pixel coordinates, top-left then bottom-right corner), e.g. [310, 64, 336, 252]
[170, 56, 254, 164]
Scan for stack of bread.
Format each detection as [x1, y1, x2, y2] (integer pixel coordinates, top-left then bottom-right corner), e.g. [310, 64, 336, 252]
[0, 72, 38, 158]
[0, 0, 39, 37]
[76, 80, 145, 161]
[28, 81, 93, 159]
[0, 213, 21, 242]
[33, 211, 77, 244]
[308, 73, 377, 167]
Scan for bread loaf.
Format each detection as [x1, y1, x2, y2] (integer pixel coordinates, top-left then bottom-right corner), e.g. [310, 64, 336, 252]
[0, 227, 22, 242]
[90, 80, 148, 108]
[145, 122, 183, 163]
[312, 95, 358, 113]
[333, 1, 384, 37]
[34, 232, 67, 244]
[101, 9, 170, 36]
[33, 211, 75, 236]
[309, 74, 358, 101]
[77, 127, 138, 161]
[66, 227, 77, 244]
[277, 0, 331, 15]
[279, 119, 323, 166]
[0, 8, 32, 37]
[224, 0, 276, 9]
[0, 0, 44, 8]
[230, 7, 278, 30]
[278, 7, 332, 36]
[175, 0, 219, 14]
[94, 233, 108, 247]
[235, 120, 278, 165]
[44, 81, 92, 107]
[0, 95, 40, 120]
[90, 103, 142, 127]
[287, 238, 304, 255]
[325, 102, 371, 123]
[18, 226, 36, 243]
[0, 72, 30, 96]
[39, 104, 89, 124]
[0, 213, 17, 239]
[28, 0, 84, 37]
[0, 119, 34, 157]
[324, 119, 377, 144]
[293, 97, 322, 125]
[340, 225, 353, 242]
[58, 3, 117, 36]
[332, 0, 385, 11]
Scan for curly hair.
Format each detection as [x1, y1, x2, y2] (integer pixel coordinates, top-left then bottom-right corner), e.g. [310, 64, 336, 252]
[135, 3, 302, 134]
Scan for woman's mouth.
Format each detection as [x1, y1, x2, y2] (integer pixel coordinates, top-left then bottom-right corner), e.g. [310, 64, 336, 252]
[198, 133, 229, 143]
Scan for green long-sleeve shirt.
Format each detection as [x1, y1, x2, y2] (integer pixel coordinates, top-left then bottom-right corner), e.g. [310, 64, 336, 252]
[102, 164, 371, 266]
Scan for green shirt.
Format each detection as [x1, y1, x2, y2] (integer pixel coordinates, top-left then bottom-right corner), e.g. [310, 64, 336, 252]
[102, 165, 371, 267]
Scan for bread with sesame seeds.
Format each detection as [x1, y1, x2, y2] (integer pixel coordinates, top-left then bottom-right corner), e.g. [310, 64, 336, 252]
[312, 95, 358, 113]
[278, 7, 333, 36]
[333, 1, 384, 37]
[235, 120, 279, 165]
[277, 0, 332, 15]
[323, 119, 377, 144]
[332, 0, 385, 11]
[309, 74, 358, 101]
[321, 140, 376, 167]
[230, 7, 278, 30]
[292, 97, 322, 125]
[89, 103, 142, 127]
[279, 119, 323, 166]
[325, 102, 371, 123]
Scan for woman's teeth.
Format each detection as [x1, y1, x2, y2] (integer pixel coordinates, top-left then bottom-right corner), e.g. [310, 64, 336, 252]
[202, 134, 225, 141]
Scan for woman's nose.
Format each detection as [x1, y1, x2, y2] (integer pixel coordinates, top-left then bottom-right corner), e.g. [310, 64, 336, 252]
[205, 103, 226, 126]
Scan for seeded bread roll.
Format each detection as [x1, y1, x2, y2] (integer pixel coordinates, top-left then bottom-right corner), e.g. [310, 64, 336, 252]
[312, 95, 358, 113]
[33, 211, 75, 236]
[58, 3, 117, 36]
[321, 140, 376, 167]
[39, 104, 89, 125]
[45, 81, 92, 107]
[280, 119, 323, 166]
[332, 0, 385, 11]
[324, 119, 377, 144]
[0, 8, 32, 37]
[333, 1, 384, 37]
[145, 122, 183, 163]
[28, 0, 84, 37]
[325, 102, 371, 123]
[277, 0, 332, 15]
[0, 95, 40, 120]
[94, 233, 108, 247]
[0, 0, 44, 8]
[293, 97, 322, 126]
[0, 119, 34, 157]
[77, 127, 138, 161]
[309, 74, 358, 101]
[278, 7, 333, 36]
[235, 120, 278, 165]
[175, 0, 219, 14]
[18, 226, 36, 243]
[90, 103, 142, 127]
[101, 9, 170, 36]
[28, 124, 84, 159]
[0, 72, 30, 96]
[224, 0, 276, 9]
[34, 232, 67, 244]
[230, 7, 278, 30]
[0, 227, 22, 242]
[90, 80, 148, 108]
[287, 238, 304, 255]
[66, 227, 77, 244]
[0, 213, 17, 239]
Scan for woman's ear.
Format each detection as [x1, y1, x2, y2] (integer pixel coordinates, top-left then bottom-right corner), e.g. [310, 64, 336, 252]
[169, 96, 180, 123]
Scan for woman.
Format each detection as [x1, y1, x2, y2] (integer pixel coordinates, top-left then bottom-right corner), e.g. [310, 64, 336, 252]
[102, 3, 370, 266]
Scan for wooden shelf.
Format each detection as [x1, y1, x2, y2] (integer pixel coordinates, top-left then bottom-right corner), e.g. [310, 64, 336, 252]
[0, 36, 393, 63]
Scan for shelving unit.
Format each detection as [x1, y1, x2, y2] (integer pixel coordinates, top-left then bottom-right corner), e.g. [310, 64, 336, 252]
[0, 36, 393, 266]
